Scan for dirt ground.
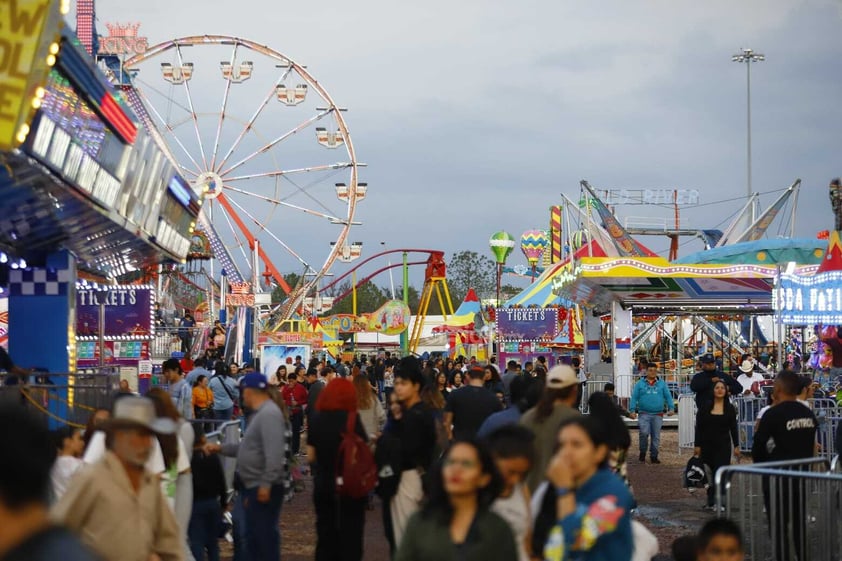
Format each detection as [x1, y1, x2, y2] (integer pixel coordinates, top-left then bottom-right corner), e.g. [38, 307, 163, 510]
[221, 429, 715, 561]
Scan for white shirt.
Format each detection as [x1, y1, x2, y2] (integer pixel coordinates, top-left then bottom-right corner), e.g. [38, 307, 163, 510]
[737, 373, 761, 394]
[51, 455, 83, 501]
[492, 483, 530, 561]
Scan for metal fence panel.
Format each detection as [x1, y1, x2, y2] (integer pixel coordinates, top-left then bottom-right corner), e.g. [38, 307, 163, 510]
[678, 394, 696, 451]
[717, 458, 842, 561]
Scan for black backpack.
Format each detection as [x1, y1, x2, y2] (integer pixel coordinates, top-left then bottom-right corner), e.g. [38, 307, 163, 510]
[683, 456, 709, 489]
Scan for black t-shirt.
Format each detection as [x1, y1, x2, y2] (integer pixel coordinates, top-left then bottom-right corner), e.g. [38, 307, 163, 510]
[396, 402, 437, 471]
[1, 526, 100, 561]
[191, 449, 227, 507]
[752, 401, 817, 462]
[445, 386, 502, 441]
[308, 410, 368, 496]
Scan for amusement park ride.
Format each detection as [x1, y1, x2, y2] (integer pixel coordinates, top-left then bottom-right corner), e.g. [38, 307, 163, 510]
[2, 0, 838, 412]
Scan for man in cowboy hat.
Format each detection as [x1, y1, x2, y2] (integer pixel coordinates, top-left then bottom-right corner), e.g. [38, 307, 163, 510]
[53, 396, 183, 561]
[736, 359, 763, 396]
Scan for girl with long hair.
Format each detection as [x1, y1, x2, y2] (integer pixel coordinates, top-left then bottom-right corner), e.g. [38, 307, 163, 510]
[353, 373, 385, 439]
[146, 387, 194, 560]
[694, 380, 739, 509]
[395, 439, 518, 560]
[307, 378, 369, 561]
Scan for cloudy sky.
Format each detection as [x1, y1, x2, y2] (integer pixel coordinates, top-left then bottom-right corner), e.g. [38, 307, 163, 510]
[87, 0, 842, 286]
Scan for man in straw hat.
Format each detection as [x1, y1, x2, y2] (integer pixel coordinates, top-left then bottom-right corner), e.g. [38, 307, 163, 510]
[53, 396, 183, 561]
[736, 359, 763, 396]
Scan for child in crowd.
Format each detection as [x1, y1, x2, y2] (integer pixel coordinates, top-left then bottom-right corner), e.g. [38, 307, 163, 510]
[188, 427, 228, 561]
[486, 425, 536, 561]
[672, 518, 745, 561]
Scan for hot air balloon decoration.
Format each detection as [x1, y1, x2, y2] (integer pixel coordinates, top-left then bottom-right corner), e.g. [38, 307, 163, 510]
[520, 229, 549, 278]
[489, 231, 516, 308]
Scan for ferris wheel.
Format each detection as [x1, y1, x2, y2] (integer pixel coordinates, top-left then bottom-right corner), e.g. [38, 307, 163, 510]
[122, 35, 365, 317]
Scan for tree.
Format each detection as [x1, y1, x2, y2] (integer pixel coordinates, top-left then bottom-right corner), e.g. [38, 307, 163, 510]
[270, 272, 303, 304]
[325, 280, 388, 315]
[447, 250, 496, 305]
[394, 285, 421, 314]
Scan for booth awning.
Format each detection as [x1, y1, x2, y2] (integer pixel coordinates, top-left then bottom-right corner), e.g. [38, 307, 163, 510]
[553, 256, 809, 314]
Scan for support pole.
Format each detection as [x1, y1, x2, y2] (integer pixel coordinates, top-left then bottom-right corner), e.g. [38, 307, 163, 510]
[400, 251, 409, 354]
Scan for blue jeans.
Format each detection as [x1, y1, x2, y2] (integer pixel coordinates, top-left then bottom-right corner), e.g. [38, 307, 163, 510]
[243, 484, 284, 561]
[215, 407, 234, 421]
[232, 491, 249, 561]
[638, 413, 663, 459]
[188, 498, 221, 561]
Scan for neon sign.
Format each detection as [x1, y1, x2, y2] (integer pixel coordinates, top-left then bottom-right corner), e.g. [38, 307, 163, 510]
[774, 272, 842, 324]
[99, 22, 149, 56]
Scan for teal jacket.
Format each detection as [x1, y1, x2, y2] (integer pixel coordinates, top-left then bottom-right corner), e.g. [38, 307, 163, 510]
[630, 378, 674, 414]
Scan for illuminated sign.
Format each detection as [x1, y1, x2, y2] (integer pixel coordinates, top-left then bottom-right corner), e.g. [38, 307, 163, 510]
[0, 0, 62, 150]
[168, 175, 193, 208]
[774, 272, 842, 324]
[497, 307, 560, 341]
[76, 286, 154, 338]
[99, 22, 149, 56]
[228, 282, 255, 307]
[600, 189, 700, 206]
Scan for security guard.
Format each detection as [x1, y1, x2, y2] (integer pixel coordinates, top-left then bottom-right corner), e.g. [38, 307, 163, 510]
[690, 354, 742, 407]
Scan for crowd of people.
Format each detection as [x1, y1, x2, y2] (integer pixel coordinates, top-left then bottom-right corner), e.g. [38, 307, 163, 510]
[1, 345, 840, 561]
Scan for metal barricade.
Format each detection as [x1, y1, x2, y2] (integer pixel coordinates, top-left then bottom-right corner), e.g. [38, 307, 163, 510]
[579, 376, 633, 414]
[678, 393, 696, 452]
[812, 401, 841, 461]
[205, 420, 241, 492]
[1, 368, 120, 428]
[735, 396, 764, 453]
[717, 458, 842, 561]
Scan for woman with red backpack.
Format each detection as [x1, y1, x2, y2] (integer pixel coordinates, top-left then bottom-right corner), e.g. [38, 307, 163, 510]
[307, 377, 371, 561]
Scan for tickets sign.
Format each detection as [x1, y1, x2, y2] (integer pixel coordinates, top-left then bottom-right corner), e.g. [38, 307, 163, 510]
[496, 307, 559, 341]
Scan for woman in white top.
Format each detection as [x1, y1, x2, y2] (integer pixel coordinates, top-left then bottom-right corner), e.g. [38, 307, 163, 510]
[51, 426, 85, 502]
[487, 425, 535, 561]
[353, 373, 386, 439]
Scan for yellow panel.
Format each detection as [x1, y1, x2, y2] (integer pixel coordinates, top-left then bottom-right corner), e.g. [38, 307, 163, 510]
[0, 0, 63, 150]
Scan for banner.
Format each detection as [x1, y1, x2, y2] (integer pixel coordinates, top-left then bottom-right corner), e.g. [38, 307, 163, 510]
[497, 307, 559, 341]
[775, 272, 842, 324]
[76, 287, 153, 338]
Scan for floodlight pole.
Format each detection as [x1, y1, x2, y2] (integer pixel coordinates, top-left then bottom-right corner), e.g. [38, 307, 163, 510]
[732, 48, 765, 224]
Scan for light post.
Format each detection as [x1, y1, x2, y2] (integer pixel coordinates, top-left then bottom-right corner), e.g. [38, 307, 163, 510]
[732, 47, 765, 223]
[489, 232, 516, 308]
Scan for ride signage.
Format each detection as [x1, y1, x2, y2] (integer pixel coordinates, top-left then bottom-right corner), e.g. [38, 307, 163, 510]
[774, 272, 842, 324]
[99, 22, 149, 56]
[227, 282, 255, 307]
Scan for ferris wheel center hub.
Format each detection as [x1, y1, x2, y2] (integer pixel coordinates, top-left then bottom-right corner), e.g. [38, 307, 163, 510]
[195, 172, 224, 199]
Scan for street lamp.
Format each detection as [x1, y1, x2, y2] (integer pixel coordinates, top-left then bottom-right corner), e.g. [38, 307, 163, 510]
[732, 47, 765, 223]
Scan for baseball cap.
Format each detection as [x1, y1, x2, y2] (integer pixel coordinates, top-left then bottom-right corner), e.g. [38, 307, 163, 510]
[240, 372, 268, 390]
[546, 364, 578, 390]
[700, 353, 716, 364]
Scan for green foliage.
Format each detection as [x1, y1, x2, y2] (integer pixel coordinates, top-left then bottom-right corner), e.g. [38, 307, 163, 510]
[447, 250, 496, 304]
